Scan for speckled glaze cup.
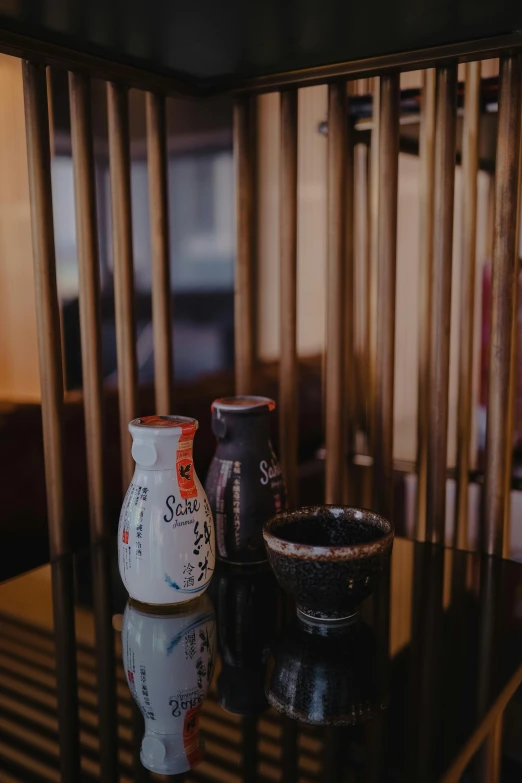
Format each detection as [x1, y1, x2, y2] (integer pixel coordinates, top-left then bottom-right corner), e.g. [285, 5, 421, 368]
[263, 506, 394, 625]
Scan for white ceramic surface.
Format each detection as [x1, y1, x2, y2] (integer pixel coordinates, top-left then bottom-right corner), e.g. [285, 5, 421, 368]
[122, 595, 216, 775]
[118, 415, 216, 605]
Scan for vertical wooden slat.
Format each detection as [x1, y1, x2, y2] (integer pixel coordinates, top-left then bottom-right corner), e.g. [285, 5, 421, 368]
[146, 92, 173, 414]
[46, 66, 54, 157]
[107, 82, 138, 489]
[325, 81, 347, 504]
[24, 60, 81, 782]
[373, 74, 400, 518]
[483, 54, 522, 556]
[51, 557, 81, 782]
[69, 72, 106, 543]
[416, 68, 436, 541]
[354, 142, 370, 440]
[368, 77, 380, 456]
[279, 89, 298, 509]
[406, 543, 444, 779]
[91, 543, 118, 782]
[22, 61, 67, 559]
[475, 555, 501, 782]
[343, 110, 355, 504]
[425, 65, 458, 545]
[455, 61, 481, 548]
[234, 94, 256, 395]
[47, 67, 69, 396]
[69, 75, 118, 782]
[486, 173, 496, 260]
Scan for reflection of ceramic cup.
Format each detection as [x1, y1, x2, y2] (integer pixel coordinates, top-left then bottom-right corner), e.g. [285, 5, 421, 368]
[211, 561, 280, 715]
[263, 505, 393, 623]
[266, 618, 388, 725]
[122, 595, 216, 775]
[118, 416, 215, 605]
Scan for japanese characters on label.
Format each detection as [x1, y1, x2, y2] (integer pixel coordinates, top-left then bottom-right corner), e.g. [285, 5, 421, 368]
[119, 482, 150, 577]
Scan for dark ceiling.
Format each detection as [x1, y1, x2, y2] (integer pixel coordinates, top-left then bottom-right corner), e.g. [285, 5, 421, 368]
[0, 1, 521, 93]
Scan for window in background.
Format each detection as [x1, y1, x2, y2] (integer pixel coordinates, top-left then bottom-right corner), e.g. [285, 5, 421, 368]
[54, 145, 235, 389]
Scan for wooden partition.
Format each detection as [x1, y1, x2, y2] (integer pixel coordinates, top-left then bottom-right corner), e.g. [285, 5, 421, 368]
[16, 46, 521, 561]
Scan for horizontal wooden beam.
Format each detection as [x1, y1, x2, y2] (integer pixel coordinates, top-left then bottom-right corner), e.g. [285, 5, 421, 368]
[234, 33, 522, 94]
[0, 28, 520, 96]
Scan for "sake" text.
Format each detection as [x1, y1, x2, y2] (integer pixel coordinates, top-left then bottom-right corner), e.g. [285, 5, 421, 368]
[164, 495, 201, 523]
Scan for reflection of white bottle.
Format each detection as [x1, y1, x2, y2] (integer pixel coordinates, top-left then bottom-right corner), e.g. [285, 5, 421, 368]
[118, 416, 215, 605]
[122, 595, 216, 775]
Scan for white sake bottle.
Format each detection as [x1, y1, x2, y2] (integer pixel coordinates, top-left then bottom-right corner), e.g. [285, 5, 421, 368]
[122, 594, 216, 775]
[118, 416, 215, 605]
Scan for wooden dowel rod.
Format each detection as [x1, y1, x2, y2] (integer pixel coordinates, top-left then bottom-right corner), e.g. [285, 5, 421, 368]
[368, 77, 380, 456]
[234, 95, 256, 395]
[23, 63, 81, 783]
[22, 60, 67, 559]
[146, 92, 174, 415]
[425, 64, 458, 545]
[416, 68, 436, 541]
[373, 74, 400, 519]
[343, 105, 355, 503]
[483, 54, 522, 556]
[279, 88, 299, 508]
[69, 71, 106, 543]
[325, 81, 347, 504]
[107, 82, 138, 490]
[455, 61, 481, 548]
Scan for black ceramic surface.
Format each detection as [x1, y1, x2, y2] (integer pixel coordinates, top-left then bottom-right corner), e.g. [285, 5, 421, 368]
[3, 534, 522, 782]
[205, 396, 286, 564]
[263, 506, 394, 622]
[267, 617, 388, 725]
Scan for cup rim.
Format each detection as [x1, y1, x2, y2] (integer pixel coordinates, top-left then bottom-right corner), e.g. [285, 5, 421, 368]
[263, 505, 394, 560]
[211, 395, 276, 413]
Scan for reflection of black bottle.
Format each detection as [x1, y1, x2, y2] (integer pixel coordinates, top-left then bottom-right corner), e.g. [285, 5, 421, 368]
[211, 560, 280, 715]
[205, 396, 286, 564]
[266, 618, 388, 726]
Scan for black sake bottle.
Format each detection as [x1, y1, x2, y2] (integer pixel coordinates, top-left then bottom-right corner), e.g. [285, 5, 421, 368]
[205, 396, 286, 564]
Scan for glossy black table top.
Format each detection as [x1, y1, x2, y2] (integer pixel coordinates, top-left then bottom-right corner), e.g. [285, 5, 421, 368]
[1, 536, 522, 782]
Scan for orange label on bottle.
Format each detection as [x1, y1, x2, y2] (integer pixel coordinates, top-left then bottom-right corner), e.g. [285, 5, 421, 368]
[183, 706, 203, 768]
[177, 439, 197, 499]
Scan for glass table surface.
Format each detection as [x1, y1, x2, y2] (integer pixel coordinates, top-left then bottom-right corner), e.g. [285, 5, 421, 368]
[0, 536, 522, 783]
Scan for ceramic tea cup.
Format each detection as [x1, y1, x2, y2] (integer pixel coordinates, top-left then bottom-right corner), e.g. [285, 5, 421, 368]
[263, 505, 393, 625]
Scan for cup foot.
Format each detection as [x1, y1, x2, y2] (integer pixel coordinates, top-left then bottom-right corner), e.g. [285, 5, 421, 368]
[296, 606, 358, 628]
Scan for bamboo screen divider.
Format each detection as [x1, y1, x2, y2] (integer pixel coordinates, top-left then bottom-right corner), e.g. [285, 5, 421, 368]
[17, 43, 522, 565]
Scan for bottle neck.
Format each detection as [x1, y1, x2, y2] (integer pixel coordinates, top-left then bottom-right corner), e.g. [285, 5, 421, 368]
[132, 433, 194, 471]
[212, 411, 272, 442]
